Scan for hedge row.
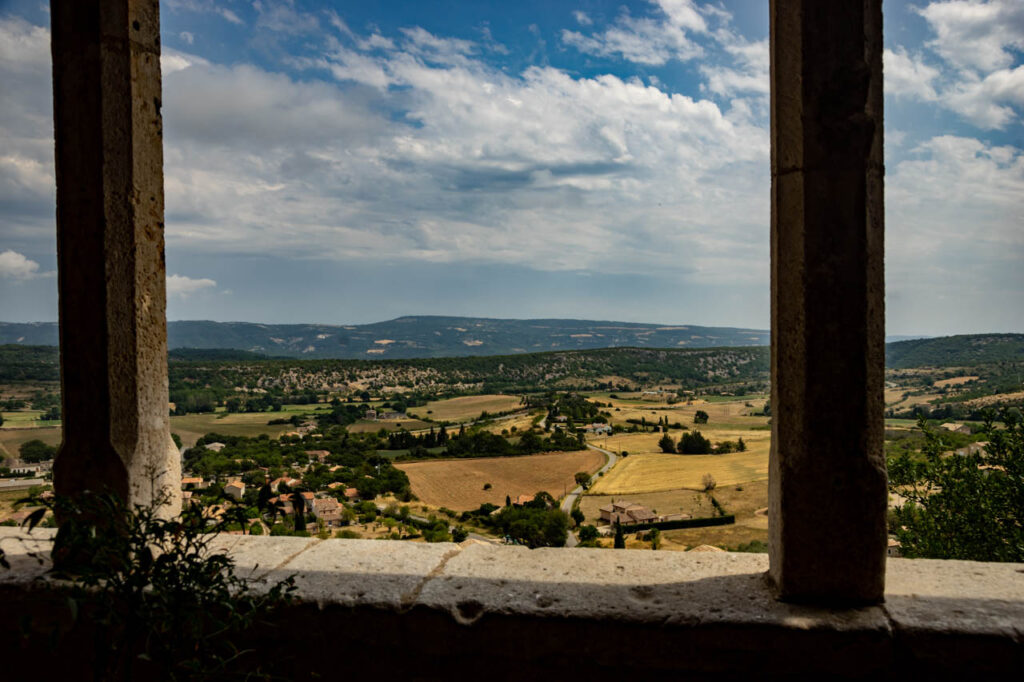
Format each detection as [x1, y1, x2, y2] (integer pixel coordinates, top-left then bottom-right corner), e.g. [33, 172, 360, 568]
[622, 514, 736, 532]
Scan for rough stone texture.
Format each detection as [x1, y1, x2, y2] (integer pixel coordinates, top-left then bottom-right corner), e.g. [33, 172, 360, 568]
[1, 530, 1021, 678]
[50, 0, 179, 511]
[769, 0, 888, 603]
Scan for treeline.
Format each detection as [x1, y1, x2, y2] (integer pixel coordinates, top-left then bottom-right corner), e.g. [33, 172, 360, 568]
[392, 427, 584, 461]
[658, 431, 747, 455]
[886, 334, 1024, 369]
[0, 345, 59, 382]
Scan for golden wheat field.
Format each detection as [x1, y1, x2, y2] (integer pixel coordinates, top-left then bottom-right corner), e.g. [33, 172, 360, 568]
[407, 394, 523, 422]
[396, 450, 605, 510]
[588, 449, 769, 495]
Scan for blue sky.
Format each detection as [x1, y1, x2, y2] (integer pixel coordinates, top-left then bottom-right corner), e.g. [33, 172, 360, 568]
[0, 0, 1021, 335]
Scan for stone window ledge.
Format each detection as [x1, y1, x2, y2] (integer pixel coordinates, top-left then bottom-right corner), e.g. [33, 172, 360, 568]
[2, 528, 1022, 677]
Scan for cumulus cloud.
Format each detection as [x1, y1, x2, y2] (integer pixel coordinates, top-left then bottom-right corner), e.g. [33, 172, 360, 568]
[884, 48, 940, 101]
[166, 274, 217, 297]
[561, 0, 707, 65]
[0, 250, 52, 280]
[887, 1, 1024, 129]
[917, 0, 1024, 73]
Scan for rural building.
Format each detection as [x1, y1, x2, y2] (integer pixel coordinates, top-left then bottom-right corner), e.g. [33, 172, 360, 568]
[940, 423, 971, 434]
[599, 500, 658, 526]
[223, 481, 245, 501]
[204, 442, 226, 452]
[269, 477, 302, 493]
[584, 423, 612, 435]
[305, 449, 331, 463]
[512, 494, 535, 506]
[181, 477, 204, 490]
[887, 538, 902, 558]
[364, 409, 377, 421]
[379, 411, 405, 420]
[343, 487, 360, 501]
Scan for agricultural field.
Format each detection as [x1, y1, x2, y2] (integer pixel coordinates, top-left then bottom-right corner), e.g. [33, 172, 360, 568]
[592, 394, 769, 432]
[170, 412, 295, 448]
[0, 410, 60, 429]
[578, 488, 714, 524]
[346, 418, 433, 434]
[584, 480, 770, 552]
[0, 425, 61, 461]
[397, 449, 605, 511]
[588, 450, 769, 494]
[407, 394, 524, 422]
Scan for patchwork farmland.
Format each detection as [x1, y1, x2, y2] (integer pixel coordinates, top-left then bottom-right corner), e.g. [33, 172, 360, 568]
[397, 449, 605, 511]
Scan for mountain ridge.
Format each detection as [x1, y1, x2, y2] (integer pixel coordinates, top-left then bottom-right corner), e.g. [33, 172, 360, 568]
[0, 316, 770, 359]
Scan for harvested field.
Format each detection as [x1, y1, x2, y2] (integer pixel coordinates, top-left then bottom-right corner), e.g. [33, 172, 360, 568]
[407, 394, 523, 422]
[934, 375, 979, 388]
[589, 450, 768, 495]
[347, 418, 432, 434]
[578, 489, 714, 525]
[0, 425, 61, 461]
[966, 390, 1024, 408]
[397, 450, 605, 511]
[170, 412, 294, 448]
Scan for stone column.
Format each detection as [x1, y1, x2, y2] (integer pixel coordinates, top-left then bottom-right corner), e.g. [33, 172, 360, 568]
[51, 0, 180, 512]
[769, 0, 886, 603]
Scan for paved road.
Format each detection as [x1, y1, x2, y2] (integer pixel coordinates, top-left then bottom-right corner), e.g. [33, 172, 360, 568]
[560, 444, 619, 547]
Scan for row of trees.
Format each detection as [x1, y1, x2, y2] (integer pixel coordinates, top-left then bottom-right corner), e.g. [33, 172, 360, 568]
[657, 432, 746, 455]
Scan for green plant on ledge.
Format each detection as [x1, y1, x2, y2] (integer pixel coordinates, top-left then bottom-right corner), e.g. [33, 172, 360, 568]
[15, 489, 296, 681]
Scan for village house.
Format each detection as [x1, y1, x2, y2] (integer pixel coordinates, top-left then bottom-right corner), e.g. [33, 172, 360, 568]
[269, 477, 302, 493]
[512, 494, 535, 506]
[223, 480, 245, 501]
[584, 423, 612, 435]
[204, 442, 226, 452]
[343, 487, 360, 501]
[364, 409, 377, 421]
[599, 500, 659, 526]
[305, 450, 331, 463]
[181, 476, 204, 490]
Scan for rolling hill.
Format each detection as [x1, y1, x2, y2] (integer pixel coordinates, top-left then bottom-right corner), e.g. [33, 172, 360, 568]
[0, 317, 769, 359]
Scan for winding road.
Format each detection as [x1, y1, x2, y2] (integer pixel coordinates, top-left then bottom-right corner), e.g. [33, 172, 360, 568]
[560, 443, 619, 547]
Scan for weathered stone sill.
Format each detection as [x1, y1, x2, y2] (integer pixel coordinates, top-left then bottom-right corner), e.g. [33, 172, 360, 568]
[2, 528, 1021, 679]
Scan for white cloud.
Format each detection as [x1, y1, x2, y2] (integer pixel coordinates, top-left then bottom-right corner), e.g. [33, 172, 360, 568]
[701, 37, 769, 97]
[164, 0, 243, 26]
[561, 1, 705, 65]
[166, 274, 217, 297]
[884, 48, 940, 101]
[0, 250, 53, 280]
[572, 11, 592, 26]
[179, 31, 194, 45]
[917, 0, 1024, 73]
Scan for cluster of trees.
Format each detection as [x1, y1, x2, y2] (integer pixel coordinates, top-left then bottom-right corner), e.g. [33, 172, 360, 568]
[658, 432, 746, 455]
[385, 426, 450, 450]
[19, 439, 57, 463]
[487, 492, 569, 547]
[888, 411, 1023, 562]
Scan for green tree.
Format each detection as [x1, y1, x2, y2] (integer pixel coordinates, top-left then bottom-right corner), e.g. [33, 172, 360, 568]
[570, 508, 585, 527]
[678, 431, 713, 455]
[889, 413, 1024, 561]
[613, 522, 625, 549]
[694, 410, 709, 424]
[658, 433, 676, 453]
[648, 527, 661, 550]
[19, 439, 56, 463]
[451, 525, 469, 542]
[737, 437, 747, 452]
[578, 524, 599, 543]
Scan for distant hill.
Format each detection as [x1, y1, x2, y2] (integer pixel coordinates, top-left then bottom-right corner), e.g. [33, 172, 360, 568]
[0, 317, 769, 359]
[886, 334, 1024, 369]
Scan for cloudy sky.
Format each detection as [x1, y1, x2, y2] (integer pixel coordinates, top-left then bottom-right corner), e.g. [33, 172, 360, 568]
[0, 0, 1021, 336]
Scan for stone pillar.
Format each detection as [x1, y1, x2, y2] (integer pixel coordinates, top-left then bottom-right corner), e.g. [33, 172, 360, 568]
[51, 0, 180, 512]
[769, 0, 886, 603]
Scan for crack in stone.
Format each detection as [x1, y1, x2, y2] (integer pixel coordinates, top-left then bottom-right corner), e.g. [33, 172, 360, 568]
[398, 545, 464, 612]
[252, 538, 322, 579]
